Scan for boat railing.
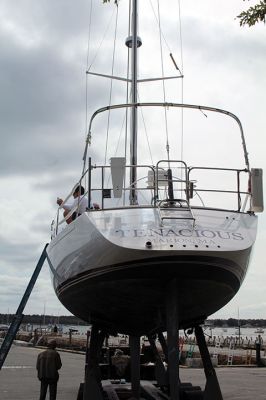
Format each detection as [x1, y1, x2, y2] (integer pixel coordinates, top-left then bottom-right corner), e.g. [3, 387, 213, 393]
[87, 159, 194, 208]
[51, 161, 253, 237]
[188, 166, 251, 212]
[86, 161, 251, 212]
[89, 163, 158, 208]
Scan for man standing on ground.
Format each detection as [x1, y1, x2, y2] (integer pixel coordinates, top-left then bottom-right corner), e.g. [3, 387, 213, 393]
[36, 339, 62, 400]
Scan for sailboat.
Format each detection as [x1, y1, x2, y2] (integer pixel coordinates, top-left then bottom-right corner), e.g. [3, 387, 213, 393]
[46, 1, 263, 338]
[255, 327, 264, 334]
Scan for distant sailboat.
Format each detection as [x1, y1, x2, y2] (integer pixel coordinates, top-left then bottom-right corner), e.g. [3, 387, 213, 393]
[254, 327, 264, 334]
[235, 328, 242, 335]
[235, 308, 242, 336]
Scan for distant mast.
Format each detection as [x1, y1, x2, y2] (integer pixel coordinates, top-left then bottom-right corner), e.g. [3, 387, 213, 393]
[126, 0, 141, 205]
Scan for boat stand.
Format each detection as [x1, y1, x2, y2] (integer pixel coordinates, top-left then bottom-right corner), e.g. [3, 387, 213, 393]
[194, 325, 223, 400]
[82, 325, 106, 400]
[0, 244, 48, 370]
[129, 335, 141, 399]
[81, 279, 223, 400]
[147, 334, 168, 387]
[161, 279, 223, 399]
[166, 279, 180, 399]
[82, 327, 143, 400]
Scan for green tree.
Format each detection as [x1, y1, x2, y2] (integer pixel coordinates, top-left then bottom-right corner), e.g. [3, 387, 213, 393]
[237, 0, 266, 26]
[102, 1, 266, 27]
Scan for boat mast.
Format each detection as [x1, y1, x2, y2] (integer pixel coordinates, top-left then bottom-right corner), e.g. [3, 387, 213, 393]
[128, 0, 139, 205]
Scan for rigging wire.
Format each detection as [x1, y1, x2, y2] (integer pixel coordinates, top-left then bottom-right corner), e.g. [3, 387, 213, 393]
[137, 93, 154, 165]
[149, 0, 174, 56]
[177, 0, 184, 163]
[85, 0, 93, 130]
[99, 1, 131, 202]
[83, 0, 117, 175]
[104, 2, 119, 166]
[83, 0, 93, 181]
[83, 1, 120, 197]
[149, 0, 184, 163]
[149, 0, 183, 74]
[157, 0, 170, 163]
[87, 6, 117, 72]
[114, 112, 127, 156]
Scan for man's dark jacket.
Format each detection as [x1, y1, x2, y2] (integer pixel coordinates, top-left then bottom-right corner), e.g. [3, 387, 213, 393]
[36, 348, 62, 381]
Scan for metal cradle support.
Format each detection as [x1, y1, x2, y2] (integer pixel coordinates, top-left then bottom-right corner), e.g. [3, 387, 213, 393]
[129, 335, 141, 399]
[161, 279, 223, 400]
[0, 243, 48, 370]
[157, 331, 168, 363]
[147, 334, 168, 387]
[166, 279, 180, 400]
[82, 329, 142, 400]
[83, 325, 107, 400]
[194, 325, 223, 400]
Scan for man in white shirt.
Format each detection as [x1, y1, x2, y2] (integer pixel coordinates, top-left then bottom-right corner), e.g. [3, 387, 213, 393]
[57, 185, 88, 224]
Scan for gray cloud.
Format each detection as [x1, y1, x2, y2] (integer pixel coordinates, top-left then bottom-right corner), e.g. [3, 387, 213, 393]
[0, 0, 123, 177]
[0, 235, 46, 273]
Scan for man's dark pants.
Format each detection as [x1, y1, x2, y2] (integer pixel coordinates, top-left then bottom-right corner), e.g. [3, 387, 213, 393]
[39, 378, 58, 400]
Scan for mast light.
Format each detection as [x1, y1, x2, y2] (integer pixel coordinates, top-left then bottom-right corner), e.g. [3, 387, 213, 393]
[125, 35, 142, 48]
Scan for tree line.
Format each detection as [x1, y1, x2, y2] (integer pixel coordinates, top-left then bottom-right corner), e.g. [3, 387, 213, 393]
[0, 313, 87, 326]
[1, 314, 265, 328]
[103, 0, 266, 28]
[207, 318, 266, 328]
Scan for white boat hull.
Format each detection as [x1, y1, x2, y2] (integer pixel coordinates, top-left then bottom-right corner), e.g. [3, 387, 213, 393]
[47, 207, 257, 335]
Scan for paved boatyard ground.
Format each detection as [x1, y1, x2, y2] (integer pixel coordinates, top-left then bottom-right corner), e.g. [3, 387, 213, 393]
[0, 345, 265, 400]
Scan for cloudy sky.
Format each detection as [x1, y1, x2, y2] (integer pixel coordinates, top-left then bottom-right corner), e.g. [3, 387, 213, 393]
[0, 0, 265, 321]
